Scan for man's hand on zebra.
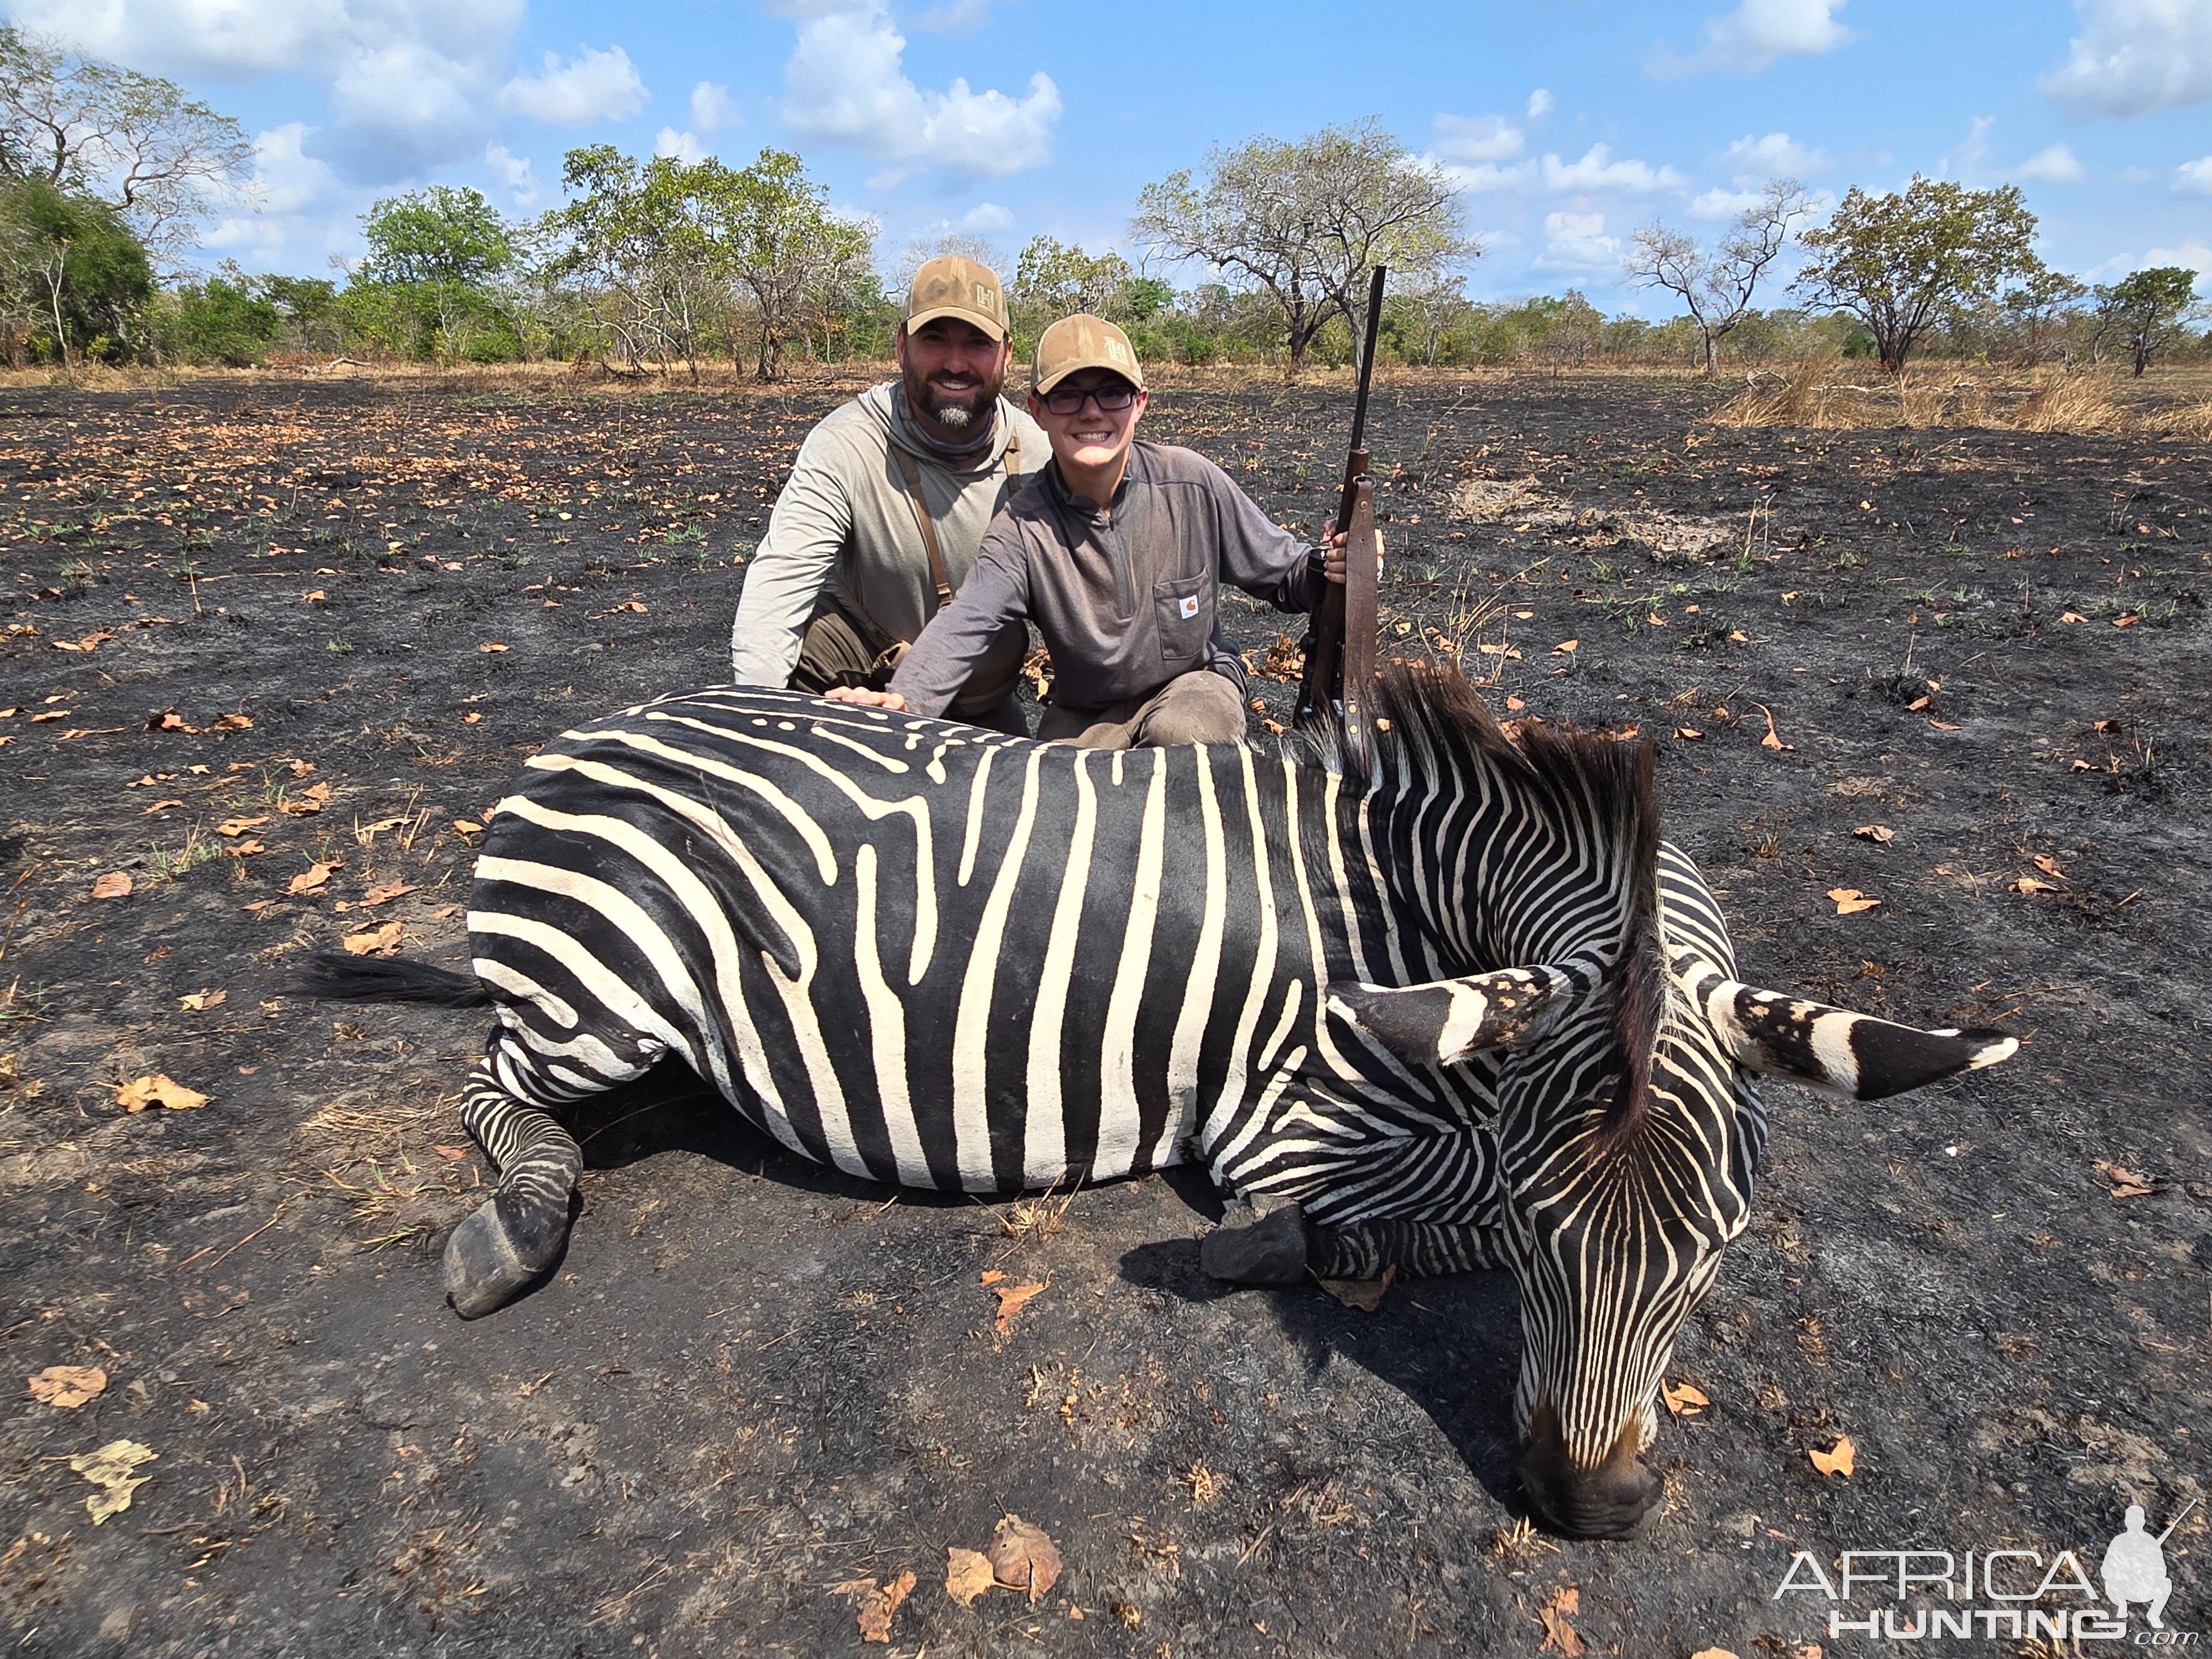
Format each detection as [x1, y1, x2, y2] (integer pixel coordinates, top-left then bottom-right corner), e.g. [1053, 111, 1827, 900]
[825, 685, 910, 711]
[1323, 526, 1385, 586]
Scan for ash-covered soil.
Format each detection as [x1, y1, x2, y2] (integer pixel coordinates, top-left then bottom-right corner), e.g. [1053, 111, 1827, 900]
[1, 367, 2208, 1657]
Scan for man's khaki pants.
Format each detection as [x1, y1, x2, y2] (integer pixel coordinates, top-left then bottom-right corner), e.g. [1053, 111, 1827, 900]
[1035, 669, 1247, 750]
[790, 608, 1027, 737]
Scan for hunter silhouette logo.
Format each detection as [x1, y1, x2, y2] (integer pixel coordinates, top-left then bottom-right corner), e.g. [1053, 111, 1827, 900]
[2104, 1500, 2194, 1629]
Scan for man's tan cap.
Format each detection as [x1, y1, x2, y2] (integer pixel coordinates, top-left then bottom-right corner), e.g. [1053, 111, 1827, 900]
[905, 254, 1008, 341]
[1032, 314, 1145, 396]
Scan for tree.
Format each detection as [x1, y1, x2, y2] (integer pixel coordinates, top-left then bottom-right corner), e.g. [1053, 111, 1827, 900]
[1009, 235, 1133, 332]
[0, 175, 152, 370]
[2093, 267, 2201, 377]
[154, 262, 278, 364]
[360, 186, 515, 288]
[0, 25, 249, 264]
[1625, 180, 1811, 374]
[1996, 267, 2088, 366]
[1792, 176, 2046, 373]
[1132, 119, 1473, 372]
[713, 149, 873, 380]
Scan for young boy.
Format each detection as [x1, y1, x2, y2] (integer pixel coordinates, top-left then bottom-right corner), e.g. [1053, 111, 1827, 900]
[828, 315, 1370, 748]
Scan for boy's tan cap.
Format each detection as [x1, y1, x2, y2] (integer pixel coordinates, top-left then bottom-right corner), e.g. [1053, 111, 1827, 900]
[905, 254, 1008, 340]
[1032, 314, 1145, 395]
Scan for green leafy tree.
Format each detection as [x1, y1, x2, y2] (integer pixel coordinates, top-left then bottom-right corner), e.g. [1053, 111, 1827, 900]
[2093, 267, 2201, 377]
[714, 148, 873, 380]
[1792, 176, 2046, 373]
[155, 262, 278, 364]
[1625, 180, 1811, 374]
[1009, 236, 1133, 330]
[1133, 118, 1473, 372]
[0, 25, 249, 265]
[0, 175, 152, 369]
[349, 186, 520, 363]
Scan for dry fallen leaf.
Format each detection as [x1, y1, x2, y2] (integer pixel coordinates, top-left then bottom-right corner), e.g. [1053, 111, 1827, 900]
[836, 1572, 916, 1644]
[70, 1439, 156, 1524]
[1551, 639, 1579, 655]
[1673, 726, 1704, 740]
[28, 1365, 108, 1408]
[1853, 824, 1895, 844]
[343, 920, 405, 957]
[945, 1546, 996, 1608]
[1827, 888, 1880, 915]
[2032, 852, 2065, 878]
[1755, 703, 1795, 752]
[1809, 1435, 1856, 1477]
[90, 872, 133, 900]
[1316, 1264, 1396, 1312]
[453, 819, 484, 836]
[1539, 1586, 1585, 1656]
[2095, 1160, 2161, 1199]
[117, 1074, 208, 1113]
[288, 859, 340, 895]
[478, 640, 509, 654]
[178, 989, 227, 1013]
[993, 1280, 1046, 1335]
[2010, 875, 2061, 895]
[978, 1267, 1007, 1286]
[988, 1515, 1062, 1603]
[1689, 1650, 1742, 1659]
[228, 839, 264, 858]
[216, 816, 268, 837]
[362, 880, 419, 907]
[139, 797, 185, 815]
[278, 781, 332, 817]
[1661, 1379, 1710, 1418]
[2060, 610, 2088, 624]
[212, 712, 253, 731]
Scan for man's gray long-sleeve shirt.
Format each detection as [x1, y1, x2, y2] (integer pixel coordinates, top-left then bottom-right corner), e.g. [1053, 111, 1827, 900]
[889, 440, 1325, 718]
[727, 382, 1047, 717]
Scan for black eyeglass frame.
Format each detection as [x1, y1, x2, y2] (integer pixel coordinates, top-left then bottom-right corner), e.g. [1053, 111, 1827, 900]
[1039, 382, 1141, 416]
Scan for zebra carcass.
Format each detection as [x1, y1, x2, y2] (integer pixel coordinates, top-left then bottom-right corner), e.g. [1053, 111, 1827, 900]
[306, 663, 2016, 1539]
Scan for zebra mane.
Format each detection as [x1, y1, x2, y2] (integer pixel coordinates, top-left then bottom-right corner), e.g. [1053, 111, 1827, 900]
[1330, 658, 1667, 1146]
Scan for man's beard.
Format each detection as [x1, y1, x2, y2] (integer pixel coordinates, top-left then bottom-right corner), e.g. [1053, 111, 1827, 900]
[904, 361, 1001, 433]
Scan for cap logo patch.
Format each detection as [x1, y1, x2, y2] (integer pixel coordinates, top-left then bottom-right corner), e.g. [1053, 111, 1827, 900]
[974, 283, 997, 314]
[1107, 340, 1128, 362]
[1178, 594, 1200, 620]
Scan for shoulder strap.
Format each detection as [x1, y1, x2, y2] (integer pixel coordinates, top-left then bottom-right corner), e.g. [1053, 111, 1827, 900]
[892, 446, 955, 611]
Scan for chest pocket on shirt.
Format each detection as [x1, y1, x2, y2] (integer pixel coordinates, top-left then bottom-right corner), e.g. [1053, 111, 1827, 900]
[1154, 574, 1208, 663]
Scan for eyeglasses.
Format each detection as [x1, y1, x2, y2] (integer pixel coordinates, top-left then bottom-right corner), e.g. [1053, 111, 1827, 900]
[1041, 383, 1139, 416]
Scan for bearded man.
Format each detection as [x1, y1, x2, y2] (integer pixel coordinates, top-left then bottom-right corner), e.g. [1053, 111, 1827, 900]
[727, 255, 1047, 733]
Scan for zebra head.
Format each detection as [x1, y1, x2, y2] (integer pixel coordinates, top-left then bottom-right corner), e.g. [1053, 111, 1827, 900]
[1329, 665, 2017, 1538]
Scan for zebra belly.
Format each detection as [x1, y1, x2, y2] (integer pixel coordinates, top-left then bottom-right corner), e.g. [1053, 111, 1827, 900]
[468, 690, 1359, 1196]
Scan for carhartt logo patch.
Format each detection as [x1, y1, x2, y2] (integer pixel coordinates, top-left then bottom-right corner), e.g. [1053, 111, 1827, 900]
[1178, 594, 1200, 620]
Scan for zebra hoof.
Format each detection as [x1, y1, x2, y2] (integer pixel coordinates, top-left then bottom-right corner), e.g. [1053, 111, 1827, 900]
[1200, 1202, 1308, 1286]
[443, 1202, 554, 1319]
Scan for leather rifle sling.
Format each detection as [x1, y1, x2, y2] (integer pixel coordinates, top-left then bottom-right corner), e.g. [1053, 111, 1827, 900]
[894, 429, 1020, 614]
[894, 447, 956, 611]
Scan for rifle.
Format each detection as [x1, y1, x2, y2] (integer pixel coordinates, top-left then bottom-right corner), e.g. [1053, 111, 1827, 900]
[1293, 265, 1387, 776]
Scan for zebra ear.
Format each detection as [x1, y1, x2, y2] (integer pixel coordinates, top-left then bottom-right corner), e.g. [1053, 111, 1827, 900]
[1695, 975, 2018, 1100]
[1326, 967, 1576, 1066]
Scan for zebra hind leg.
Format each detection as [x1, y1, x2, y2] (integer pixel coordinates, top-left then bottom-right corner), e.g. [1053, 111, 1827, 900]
[444, 1060, 585, 1319]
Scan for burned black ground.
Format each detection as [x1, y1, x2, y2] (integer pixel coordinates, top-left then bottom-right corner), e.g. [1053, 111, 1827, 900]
[2, 368, 2208, 1656]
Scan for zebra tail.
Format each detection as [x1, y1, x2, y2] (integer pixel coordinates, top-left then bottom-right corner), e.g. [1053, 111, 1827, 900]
[298, 951, 493, 1009]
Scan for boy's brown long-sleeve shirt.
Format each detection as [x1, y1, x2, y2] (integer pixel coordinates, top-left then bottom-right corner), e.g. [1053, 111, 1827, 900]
[889, 440, 1324, 719]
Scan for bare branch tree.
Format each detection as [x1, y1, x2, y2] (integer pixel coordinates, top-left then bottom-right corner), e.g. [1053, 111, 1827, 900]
[1624, 179, 1811, 374]
[0, 25, 250, 265]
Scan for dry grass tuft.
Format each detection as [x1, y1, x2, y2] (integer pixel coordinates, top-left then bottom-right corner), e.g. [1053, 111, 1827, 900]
[1714, 363, 2169, 437]
[2158, 399, 2212, 441]
[2011, 373, 2127, 433]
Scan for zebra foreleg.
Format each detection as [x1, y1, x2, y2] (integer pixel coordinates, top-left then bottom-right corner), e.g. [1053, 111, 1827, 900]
[1308, 1218, 1501, 1281]
[444, 1061, 584, 1319]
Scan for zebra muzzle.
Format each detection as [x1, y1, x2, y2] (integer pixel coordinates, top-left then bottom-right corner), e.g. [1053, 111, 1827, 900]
[1515, 1400, 1662, 1540]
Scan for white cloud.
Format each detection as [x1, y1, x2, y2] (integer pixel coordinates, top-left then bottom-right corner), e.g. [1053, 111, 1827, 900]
[1655, 0, 1853, 74]
[1526, 87, 1554, 119]
[1690, 186, 1766, 218]
[2178, 154, 2212, 192]
[1432, 113, 1525, 165]
[961, 201, 1014, 232]
[780, 0, 1060, 181]
[2040, 0, 2212, 117]
[655, 127, 708, 163]
[1719, 131, 1830, 180]
[484, 140, 541, 207]
[241, 123, 342, 217]
[13, 0, 526, 180]
[500, 45, 649, 126]
[913, 0, 997, 32]
[1542, 143, 1686, 193]
[1938, 114, 1996, 180]
[690, 81, 737, 133]
[2018, 142, 2086, 182]
[2145, 239, 2212, 279]
[1533, 210, 1620, 270]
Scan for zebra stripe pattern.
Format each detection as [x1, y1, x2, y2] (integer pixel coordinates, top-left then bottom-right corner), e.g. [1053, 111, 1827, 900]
[320, 659, 2015, 1537]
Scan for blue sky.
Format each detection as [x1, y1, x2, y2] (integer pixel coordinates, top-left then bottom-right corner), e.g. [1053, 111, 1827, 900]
[15, 0, 2211, 310]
